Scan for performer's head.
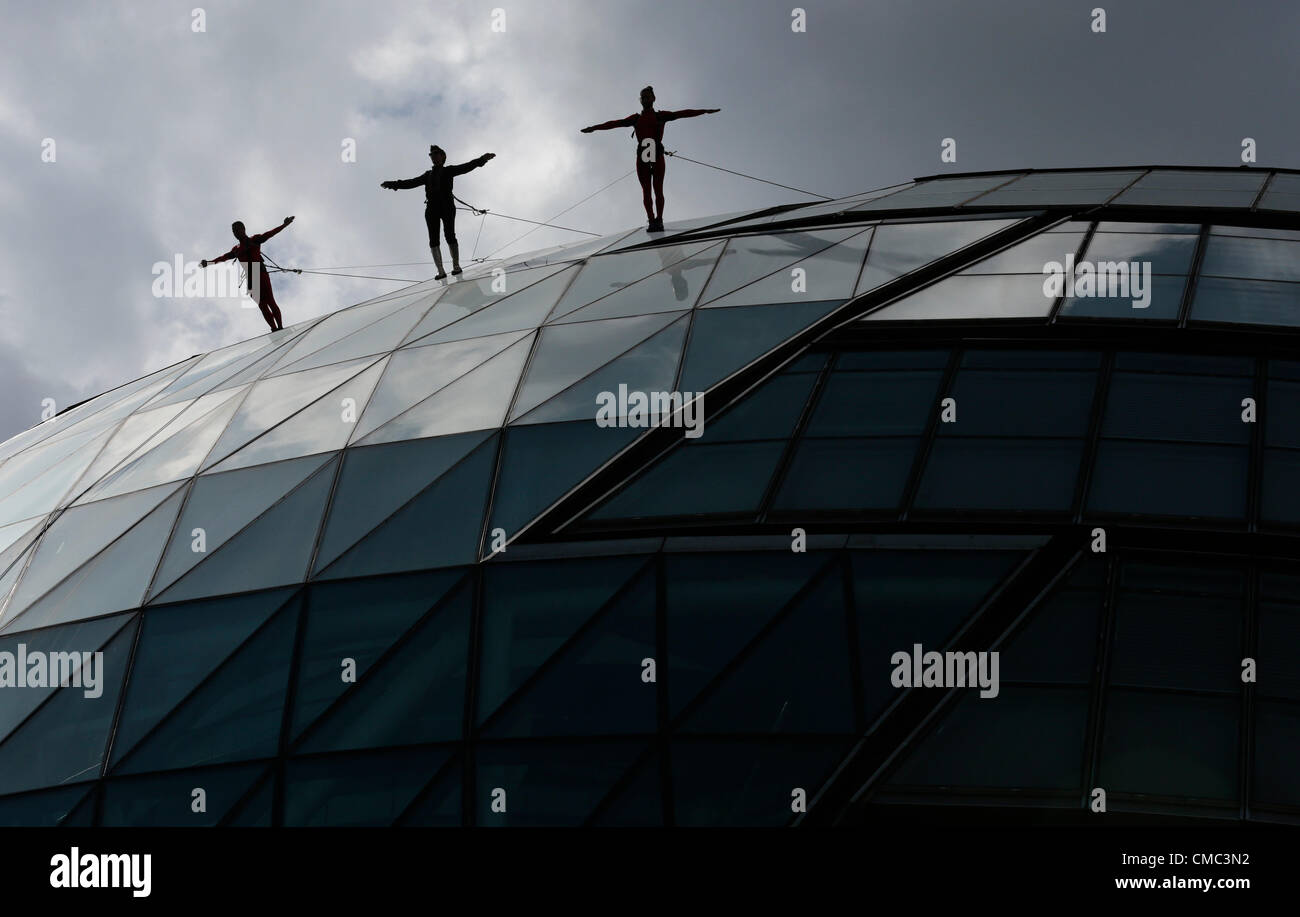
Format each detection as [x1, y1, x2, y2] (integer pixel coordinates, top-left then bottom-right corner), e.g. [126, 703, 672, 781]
[429, 145, 447, 166]
[231, 220, 247, 240]
[640, 86, 655, 109]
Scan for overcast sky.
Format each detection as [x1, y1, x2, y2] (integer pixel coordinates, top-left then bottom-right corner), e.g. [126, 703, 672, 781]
[0, 0, 1296, 442]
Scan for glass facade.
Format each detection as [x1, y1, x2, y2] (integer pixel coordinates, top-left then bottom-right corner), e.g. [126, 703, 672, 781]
[0, 166, 1297, 826]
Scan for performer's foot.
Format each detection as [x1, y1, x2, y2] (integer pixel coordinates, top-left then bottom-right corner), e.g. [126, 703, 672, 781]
[434, 271, 447, 280]
[451, 266, 463, 275]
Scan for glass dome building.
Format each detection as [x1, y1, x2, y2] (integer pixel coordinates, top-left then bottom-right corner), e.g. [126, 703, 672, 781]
[0, 165, 1297, 826]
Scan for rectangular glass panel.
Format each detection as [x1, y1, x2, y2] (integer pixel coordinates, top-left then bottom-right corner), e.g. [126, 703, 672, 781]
[1191, 276, 1300, 327]
[865, 274, 1055, 321]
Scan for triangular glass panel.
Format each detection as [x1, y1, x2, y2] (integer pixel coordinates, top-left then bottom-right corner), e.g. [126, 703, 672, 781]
[4, 482, 182, 621]
[509, 312, 681, 421]
[357, 336, 533, 444]
[677, 300, 842, 394]
[701, 228, 873, 308]
[208, 358, 387, 471]
[351, 330, 530, 442]
[2, 487, 186, 632]
[488, 420, 639, 542]
[0, 539, 38, 625]
[393, 757, 461, 826]
[401, 264, 571, 345]
[671, 738, 851, 826]
[78, 386, 246, 502]
[199, 334, 314, 393]
[853, 550, 1026, 720]
[314, 435, 496, 580]
[201, 359, 373, 470]
[270, 297, 432, 375]
[70, 400, 195, 493]
[513, 314, 689, 426]
[863, 274, 1054, 322]
[0, 785, 96, 827]
[698, 227, 863, 304]
[0, 361, 190, 464]
[552, 242, 725, 324]
[683, 570, 853, 734]
[476, 555, 648, 724]
[475, 741, 650, 826]
[0, 617, 135, 795]
[546, 241, 718, 322]
[855, 218, 1019, 295]
[146, 334, 287, 408]
[149, 454, 333, 599]
[0, 516, 44, 560]
[0, 614, 130, 745]
[417, 264, 578, 344]
[587, 752, 663, 826]
[484, 564, 657, 737]
[666, 552, 830, 716]
[285, 747, 454, 826]
[295, 580, 471, 753]
[114, 595, 300, 774]
[290, 570, 466, 738]
[268, 296, 427, 372]
[0, 425, 116, 527]
[313, 432, 491, 574]
[100, 763, 270, 826]
[222, 769, 274, 826]
[150, 457, 337, 604]
[109, 587, 296, 767]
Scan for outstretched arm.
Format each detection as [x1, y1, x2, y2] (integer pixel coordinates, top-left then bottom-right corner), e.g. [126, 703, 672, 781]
[381, 172, 429, 190]
[447, 152, 496, 177]
[662, 108, 721, 121]
[201, 245, 238, 267]
[580, 114, 636, 133]
[255, 215, 295, 243]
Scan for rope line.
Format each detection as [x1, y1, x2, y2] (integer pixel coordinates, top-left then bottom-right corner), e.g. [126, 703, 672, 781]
[453, 193, 601, 237]
[482, 167, 636, 261]
[663, 150, 833, 201]
[470, 210, 486, 262]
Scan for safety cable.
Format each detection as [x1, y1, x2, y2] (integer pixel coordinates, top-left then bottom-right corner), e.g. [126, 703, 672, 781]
[452, 194, 601, 237]
[482, 167, 637, 261]
[662, 150, 832, 201]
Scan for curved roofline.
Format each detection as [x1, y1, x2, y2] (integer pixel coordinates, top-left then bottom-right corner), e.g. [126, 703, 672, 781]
[910, 163, 1300, 182]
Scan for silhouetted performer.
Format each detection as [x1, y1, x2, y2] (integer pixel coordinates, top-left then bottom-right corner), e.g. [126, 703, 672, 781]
[582, 86, 719, 232]
[382, 146, 496, 279]
[201, 216, 294, 332]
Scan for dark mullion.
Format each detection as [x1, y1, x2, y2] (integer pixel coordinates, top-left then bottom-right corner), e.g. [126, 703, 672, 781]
[92, 612, 144, 827]
[1250, 172, 1276, 212]
[756, 352, 837, 523]
[841, 554, 865, 734]
[271, 590, 311, 827]
[954, 171, 1030, 208]
[1248, 359, 1267, 533]
[1048, 221, 1098, 324]
[1071, 350, 1115, 523]
[655, 550, 674, 826]
[1082, 551, 1121, 807]
[463, 564, 484, 827]
[1240, 562, 1259, 821]
[1177, 224, 1211, 329]
[1101, 168, 1152, 207]
[898, 348, 963, 521]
